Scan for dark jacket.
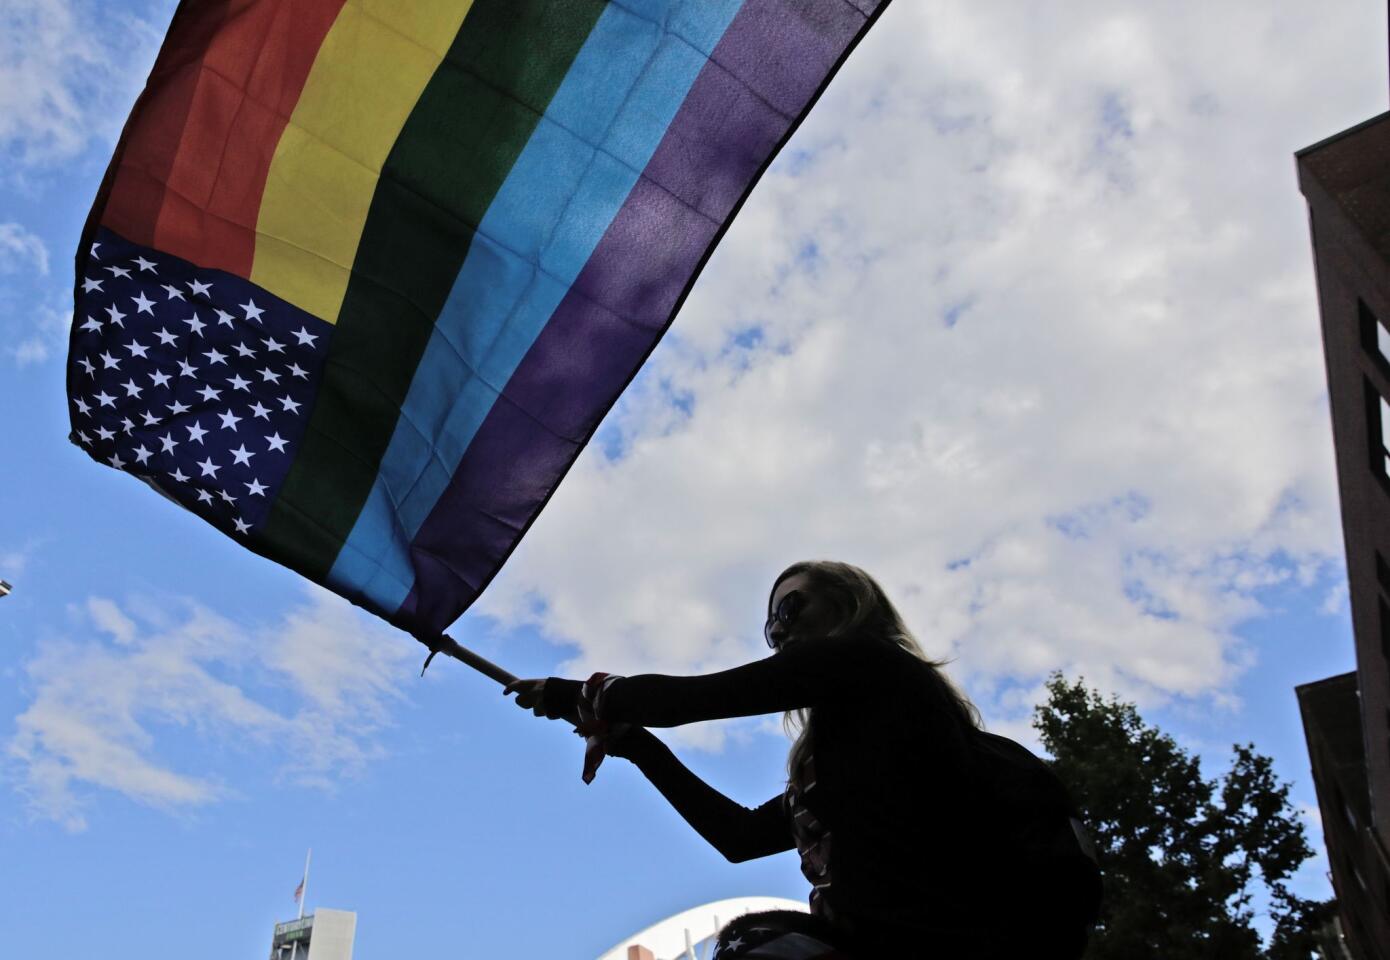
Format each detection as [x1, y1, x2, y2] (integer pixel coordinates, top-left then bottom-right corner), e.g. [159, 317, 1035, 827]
[544, 634, 1099, 957]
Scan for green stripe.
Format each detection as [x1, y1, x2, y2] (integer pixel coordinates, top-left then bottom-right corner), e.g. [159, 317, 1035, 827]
[260, 0, 607, 580]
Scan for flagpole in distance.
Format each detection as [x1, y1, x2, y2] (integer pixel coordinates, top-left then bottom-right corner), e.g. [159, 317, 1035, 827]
[299, 848, 311, 920]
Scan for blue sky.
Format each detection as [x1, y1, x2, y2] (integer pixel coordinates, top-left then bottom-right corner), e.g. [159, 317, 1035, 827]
[1, 1, 1384, 955]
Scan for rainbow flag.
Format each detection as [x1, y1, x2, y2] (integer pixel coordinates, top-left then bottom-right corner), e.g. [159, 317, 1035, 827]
[67, 0, 888, 640]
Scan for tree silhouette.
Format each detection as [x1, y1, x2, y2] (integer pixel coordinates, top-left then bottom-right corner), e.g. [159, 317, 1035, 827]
[1034, 674, 1335, 958]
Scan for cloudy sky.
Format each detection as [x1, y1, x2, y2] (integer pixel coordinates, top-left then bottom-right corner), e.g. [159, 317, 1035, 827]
[1, 0, 1383, 956]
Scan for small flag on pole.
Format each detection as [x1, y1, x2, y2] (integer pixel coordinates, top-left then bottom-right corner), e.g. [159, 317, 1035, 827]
[293, 878, 304, 904]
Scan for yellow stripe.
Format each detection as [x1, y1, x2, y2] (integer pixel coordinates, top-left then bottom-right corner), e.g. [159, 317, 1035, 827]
[251, 0, 476, 323]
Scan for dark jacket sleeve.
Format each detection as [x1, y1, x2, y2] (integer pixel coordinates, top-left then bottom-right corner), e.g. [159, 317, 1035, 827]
[590, 634, 901, 727]
[613, 727, 793, 863]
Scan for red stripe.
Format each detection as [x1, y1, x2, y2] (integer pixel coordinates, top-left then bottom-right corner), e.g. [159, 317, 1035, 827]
[102, 0, 238, 249]
[101, 0, 346, 277]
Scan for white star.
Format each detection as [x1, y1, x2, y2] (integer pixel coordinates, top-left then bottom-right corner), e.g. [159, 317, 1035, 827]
[168, 399, 191, 416]
[230, 444, 254, 465]
[178, 359, 198, 378]
[170, 467, 189, 483]
[126, 340, 149, 359]
[262, 336, 285, 354]
[108, 452, 126, 468]
[189, 279, 212, 297]
[233, 341, 255, 358]
[249, 401, 271, 420]
[196, 456, 220, 478]
[140, 411, 161, 427]
[197, 384, 222, 402]
[120, 378, 142, 397]
[219, 490, 236, 505]
[186, 421, 208, 444]
[196, 488, 214, 504]
[78, 356, 96, 376]
[278, 395, 302, 414]
[241, 299, 264, 322]
[77, 430, 92, 444]
[73, 397, 91, 415]
[90, 242, 101, 259]
[161, 283, 186, 301]
[120, 417, 135, 434]
[288, 363, 308, 380]
[154, 327, 178, 346]
[95, 426, 115, 441]
[81, 277, 103, 293]
[79, 316, 102, 333]
[183, 313, 206, 336]
[227, 374, 251, 392]
[105, 264, 131, 279]
[292, 327, 319, 347]
[131, 291, 155, 314]
[133, 255, 157, 273]
[265, 432, 288, 453]
[214, 308, 235, 328]
[133, 445, 152, 465]
[94, 390, 116, 408]
[258, 367, 281, 384]
[203, 348, 227, 365]
[218, 409, 242, 431]
[233, 517, 251, 534]
[160, 433, 179, 454]
[246, 478, 267, 497]
[150, 370, 171, 388]
[104, 304, 126, 327]
[99, 351, 121, 369]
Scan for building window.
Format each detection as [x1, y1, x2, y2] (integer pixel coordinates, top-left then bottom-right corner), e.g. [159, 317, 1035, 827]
[1382, 597, 1390, 662]
[1361, 299, 1390, 371]
[1366, 378, 1390, 483]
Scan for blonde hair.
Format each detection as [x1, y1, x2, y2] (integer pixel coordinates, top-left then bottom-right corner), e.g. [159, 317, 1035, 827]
[773, 560, 981, 785]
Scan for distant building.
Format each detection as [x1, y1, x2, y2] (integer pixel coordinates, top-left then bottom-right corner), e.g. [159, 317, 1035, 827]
[269, 909, 357, 960]
[1296, 106, 1390, 958]
[1297, 675, 1382, 957]
[596, 896, 807, 960]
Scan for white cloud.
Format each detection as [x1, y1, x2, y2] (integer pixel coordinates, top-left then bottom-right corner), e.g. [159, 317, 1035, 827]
[473, 0, 1380, 725]
[0, 0, 165, 170]
[0, 542, 35, 578]
[0, 222, 48, 275]
[86, 597, 136, 645]
[8, 294, 72, 366]
[7, 588, 413, 830]
[1319, 579, 1348, 617]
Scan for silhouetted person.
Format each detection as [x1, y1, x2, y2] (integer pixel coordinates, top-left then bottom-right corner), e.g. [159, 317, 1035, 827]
[506, 561, 1100, 958]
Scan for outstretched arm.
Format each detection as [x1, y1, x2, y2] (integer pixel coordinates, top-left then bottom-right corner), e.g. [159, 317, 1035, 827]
[519, 634, 900, 727]
[606, 726, 793, 863]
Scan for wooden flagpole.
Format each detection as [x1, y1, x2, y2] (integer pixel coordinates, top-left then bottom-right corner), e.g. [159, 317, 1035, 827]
[419, 633, 517, 686]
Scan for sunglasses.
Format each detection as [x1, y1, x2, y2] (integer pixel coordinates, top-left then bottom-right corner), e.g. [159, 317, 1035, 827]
[764, 589, 805, 649]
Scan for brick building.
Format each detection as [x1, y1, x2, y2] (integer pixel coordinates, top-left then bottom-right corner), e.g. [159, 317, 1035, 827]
[1295, 102, 1390, 958]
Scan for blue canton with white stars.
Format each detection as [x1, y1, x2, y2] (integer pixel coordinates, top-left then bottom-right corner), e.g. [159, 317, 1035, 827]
[68, 228, 333, 539]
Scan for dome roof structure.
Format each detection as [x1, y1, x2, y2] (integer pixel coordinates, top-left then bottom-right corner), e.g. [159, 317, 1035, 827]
[595, 896, 807, 960]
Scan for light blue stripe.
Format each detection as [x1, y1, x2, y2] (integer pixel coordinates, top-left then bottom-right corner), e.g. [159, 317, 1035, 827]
[328, 0, 746, 613]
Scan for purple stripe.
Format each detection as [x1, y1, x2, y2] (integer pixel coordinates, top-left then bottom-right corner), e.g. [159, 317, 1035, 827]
[397, 0, 879, 633]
